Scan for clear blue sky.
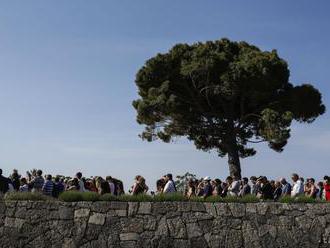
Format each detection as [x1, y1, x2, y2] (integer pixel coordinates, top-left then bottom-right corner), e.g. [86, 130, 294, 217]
[0, 1, 329, 189]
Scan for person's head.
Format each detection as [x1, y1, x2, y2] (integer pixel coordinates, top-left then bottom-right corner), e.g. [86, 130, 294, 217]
[250, 176, 257, 184]
[275, 181, 281, 188]
[300, 177, 304, 183]
[309, 178, 315, 184]
[280, 178, 287, 185]
[134, 175, 141, 182]
[188, 179, 195, 187]
[291, 173, 299, 182]
[203, 176, 211, 183]
[20, 177, 27, 185]
[36, 170, 43, 176]
[214, 179, 221, 185]
[54, 176, 60, 183]
[226, 176, 233, 184]
[324, 176, 329, 183]
[106, 176, 113, 182]
[317, 181, 323, 188]
[46, 174, 52, 181]
[139, 177, 146, 184]
[242, 177, 248, 185]
[166, 173, 173, 181]
[76, 172, 82, 179]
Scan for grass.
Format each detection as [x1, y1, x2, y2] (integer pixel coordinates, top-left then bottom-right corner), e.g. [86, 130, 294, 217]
[2, 191, 329, 203]
[3, 192, 52, 201]
[279, 195, 327, 203]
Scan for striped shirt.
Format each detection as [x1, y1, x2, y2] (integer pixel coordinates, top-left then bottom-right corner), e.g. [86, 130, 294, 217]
[42, 180, 54, 196]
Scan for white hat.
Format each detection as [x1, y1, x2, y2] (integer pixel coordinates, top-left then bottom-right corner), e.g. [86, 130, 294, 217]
[204, 176, 211, 181]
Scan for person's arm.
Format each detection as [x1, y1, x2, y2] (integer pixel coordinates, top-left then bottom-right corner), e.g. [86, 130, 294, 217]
[163, 182, 169, 193]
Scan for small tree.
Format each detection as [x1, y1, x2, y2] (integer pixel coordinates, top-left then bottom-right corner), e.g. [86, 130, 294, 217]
[133, 39, 325, 178]
[175, 172, 197, 193]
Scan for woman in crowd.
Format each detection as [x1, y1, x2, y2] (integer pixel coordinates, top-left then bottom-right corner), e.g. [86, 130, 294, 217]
[131, 175, 149, 195]
[324, 176, 330, 201]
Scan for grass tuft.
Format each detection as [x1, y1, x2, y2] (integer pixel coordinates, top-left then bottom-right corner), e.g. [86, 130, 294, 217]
[59, 191, 83, 202]
[4, 192, 51, 201]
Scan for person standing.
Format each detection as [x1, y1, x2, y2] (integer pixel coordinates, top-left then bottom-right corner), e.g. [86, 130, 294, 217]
[324, 176, 330, 202]
[273, 181, 283, 201]
[163, 174, 176, 193]
[76, 172, 86, 192]
[239, 177, 251, 197]
[280, 178, 292, 196]
[227, 176, 240, 196]
[291, 173, 304, 197]
[0, 169, 9, 194]
[42, 175, 54, 196]
[29, 170, 45, 193]
[202, 177, 213, 198]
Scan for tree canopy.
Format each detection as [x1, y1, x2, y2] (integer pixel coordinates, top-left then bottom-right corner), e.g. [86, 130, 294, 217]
[133, 38, 325, 178]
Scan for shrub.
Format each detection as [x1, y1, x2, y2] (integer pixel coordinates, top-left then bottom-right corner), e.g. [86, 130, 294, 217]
[81, 192, 100, 202]
[99, 193, 118, 202]
[59, 191, 83, 202]
[4, 192, 51, 201]
[279, 195, 326, 203]
[153, 193, 188, 202]
[117, 194, 154, 202]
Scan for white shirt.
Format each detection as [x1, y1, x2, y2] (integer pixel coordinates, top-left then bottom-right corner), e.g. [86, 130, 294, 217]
[228, 180, 240, 196]
[109, 182, 115, 194]
[163, 180, 176, 193]
[291, 179, 304, 197]
[79, 179, 86, 192]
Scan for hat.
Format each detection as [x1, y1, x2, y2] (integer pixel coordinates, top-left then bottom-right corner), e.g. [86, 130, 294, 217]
[204, 176, 211, 181]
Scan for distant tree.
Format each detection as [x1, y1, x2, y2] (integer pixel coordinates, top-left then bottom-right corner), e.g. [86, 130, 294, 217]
[175, 172, 197, 193]
[133, 38, 325, 178]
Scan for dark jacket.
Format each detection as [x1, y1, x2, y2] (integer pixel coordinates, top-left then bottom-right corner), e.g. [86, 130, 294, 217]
[260, 182, 273, 200]
[0, 175, 9, 193]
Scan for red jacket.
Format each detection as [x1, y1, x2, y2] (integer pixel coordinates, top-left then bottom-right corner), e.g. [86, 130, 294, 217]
[324, 183, 330, 201]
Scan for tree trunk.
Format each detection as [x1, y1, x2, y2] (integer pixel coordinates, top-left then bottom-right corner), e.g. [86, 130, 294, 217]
[226, 134, 242, 179]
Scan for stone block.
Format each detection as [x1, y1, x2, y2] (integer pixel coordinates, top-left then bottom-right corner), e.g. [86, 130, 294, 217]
[88, 213, 106, 225]
[110, 202, 127, 210]
[128, 202, 139, 216]
[190, 202, 206, 212]
[74, 208, 90, 219]
[186, 222, 203, 238]
[138, 202, 152, 215]
[120, 233, 140, 241]
[4, 217, 25, 229]
[59, 206, 74, 220]
[228, 203, 245, 218]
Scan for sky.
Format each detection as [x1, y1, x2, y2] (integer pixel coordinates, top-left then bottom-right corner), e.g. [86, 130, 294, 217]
[0, 1, 329, 190]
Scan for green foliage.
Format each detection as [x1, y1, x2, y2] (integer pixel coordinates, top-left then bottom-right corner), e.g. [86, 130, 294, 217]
[99, 193, 119, 202]
[80, 192, 100, 202]
[117, 194, 154, 202]
[3, 192, 52, 201]
[153, 193, 188, 202]
[59, 191, 84, 202]
[280, 195, 326, 203]
[133, 38, 325, 177]
[175, 172, 197, 193]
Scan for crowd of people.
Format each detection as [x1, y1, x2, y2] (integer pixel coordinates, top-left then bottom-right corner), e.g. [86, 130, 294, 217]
[177, 174, 330, 201]
[0, 168, 330, 202]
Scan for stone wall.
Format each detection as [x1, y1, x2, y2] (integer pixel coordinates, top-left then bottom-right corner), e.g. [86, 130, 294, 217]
[0, 200, 330, 248]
